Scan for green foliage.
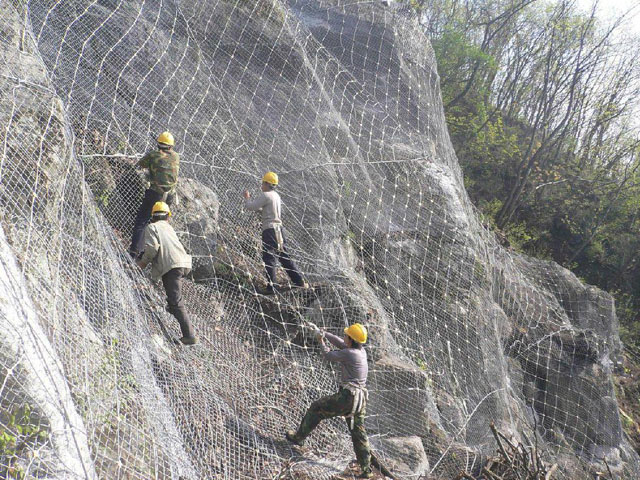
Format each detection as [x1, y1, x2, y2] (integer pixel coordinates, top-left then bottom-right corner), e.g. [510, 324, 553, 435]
[408, 0, 423, 12]
[431, 0, 640, 348]
[97, 188, 111, 208]
[431, 29, 495, 106]
[414, 357, 434, 387]
[0, 403, 49, 479]
[342, 180, 353, 198]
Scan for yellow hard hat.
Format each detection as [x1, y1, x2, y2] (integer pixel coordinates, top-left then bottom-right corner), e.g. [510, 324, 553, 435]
[344, 323, 367, 344]
[157, 131, 175, 146]
[262, 171, 278, 185]
[151, 201, 171, 216]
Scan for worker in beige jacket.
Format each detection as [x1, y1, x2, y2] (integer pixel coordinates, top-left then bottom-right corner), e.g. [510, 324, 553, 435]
[243, 171, 306, 294]
[137, 201, 196, 345]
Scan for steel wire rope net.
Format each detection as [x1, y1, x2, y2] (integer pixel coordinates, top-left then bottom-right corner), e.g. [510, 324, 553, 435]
[0, 1, 638, 479]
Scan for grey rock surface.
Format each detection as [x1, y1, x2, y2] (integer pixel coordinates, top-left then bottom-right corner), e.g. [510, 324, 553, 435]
[172, 177, 220, 281]
[371, 435, 430, 477]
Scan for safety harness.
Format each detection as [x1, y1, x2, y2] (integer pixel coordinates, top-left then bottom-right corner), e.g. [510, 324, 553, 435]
[343, 382, 368, 430]
[161, 188, 179, 206]
[273, 224, 285, 252]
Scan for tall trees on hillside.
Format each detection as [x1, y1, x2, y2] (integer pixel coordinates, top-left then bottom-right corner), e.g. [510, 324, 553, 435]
[422, 0, 640, 341]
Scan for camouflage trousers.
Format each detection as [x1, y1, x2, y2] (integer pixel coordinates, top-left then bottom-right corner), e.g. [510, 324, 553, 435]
[293, 388, 371, 473]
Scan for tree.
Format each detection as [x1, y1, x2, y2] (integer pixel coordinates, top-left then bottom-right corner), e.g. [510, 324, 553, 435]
[426, 0, 640, 341]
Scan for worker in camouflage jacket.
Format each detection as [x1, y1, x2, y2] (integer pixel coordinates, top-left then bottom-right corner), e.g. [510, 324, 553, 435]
[286, 323, 372, 478]
[129, 131, 180, 259]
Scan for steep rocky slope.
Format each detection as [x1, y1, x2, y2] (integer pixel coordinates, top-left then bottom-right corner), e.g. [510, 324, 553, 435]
[1, 1, 638, 478]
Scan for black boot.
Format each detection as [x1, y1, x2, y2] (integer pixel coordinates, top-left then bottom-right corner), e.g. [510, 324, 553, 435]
[256, 285, 276, 295]
[169, 305, 195, 339]
[285, 430, 304, 446]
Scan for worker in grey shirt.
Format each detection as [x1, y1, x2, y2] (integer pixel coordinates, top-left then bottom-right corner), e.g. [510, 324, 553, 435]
[243, 171, 306, 294]
[286, 323, 372, 478]
[137, 201, 196, 345]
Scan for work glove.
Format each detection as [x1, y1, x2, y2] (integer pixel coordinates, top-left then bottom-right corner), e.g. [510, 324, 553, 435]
[305, 322, 324, 342]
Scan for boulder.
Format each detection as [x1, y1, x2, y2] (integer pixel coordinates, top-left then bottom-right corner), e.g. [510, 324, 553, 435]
[371, 435, 429, 477]
[171, 178, 220, 281]
[368, 355, 441, 439]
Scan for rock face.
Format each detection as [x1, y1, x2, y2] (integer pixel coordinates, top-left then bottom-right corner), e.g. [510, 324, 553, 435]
[0, 0, 638, 479]
[371, 436, 430, 477]
[172, 178, 220, 281]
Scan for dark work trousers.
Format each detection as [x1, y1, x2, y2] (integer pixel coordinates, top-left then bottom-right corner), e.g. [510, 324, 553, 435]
[162, 267, 195, 339]
[293, 388, 371, 474]
[262, 227, 304, 287]
[129, 188, 174, 256]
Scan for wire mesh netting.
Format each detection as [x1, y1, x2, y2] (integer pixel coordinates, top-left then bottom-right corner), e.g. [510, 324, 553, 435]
[1, 0, 639, 479]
